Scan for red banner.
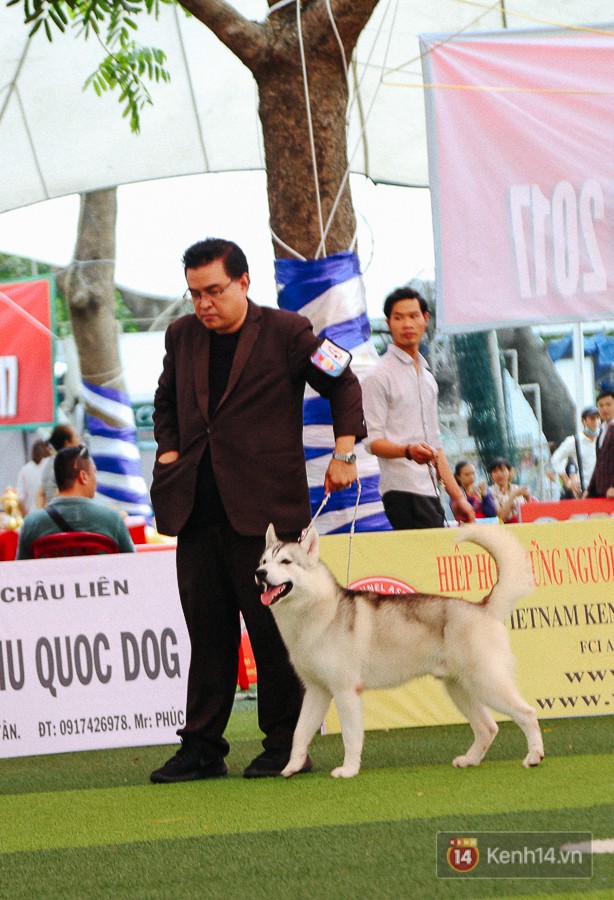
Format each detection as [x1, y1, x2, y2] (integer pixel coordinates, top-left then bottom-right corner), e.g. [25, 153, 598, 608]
[519, 498, 614, 523]
[0, 279, 55, 428]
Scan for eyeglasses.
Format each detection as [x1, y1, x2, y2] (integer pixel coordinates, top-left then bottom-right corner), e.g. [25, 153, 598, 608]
[183, 278, 235, 303]
[67, 444, 89, 461]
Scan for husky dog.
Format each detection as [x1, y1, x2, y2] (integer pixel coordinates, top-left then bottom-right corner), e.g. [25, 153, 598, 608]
[256, 523, 544, 779]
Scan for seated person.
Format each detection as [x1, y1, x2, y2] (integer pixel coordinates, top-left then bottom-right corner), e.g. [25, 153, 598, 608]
[453, 460, 497, 518]
[488, 457, 533, 524]
[17, 445, 135, 559]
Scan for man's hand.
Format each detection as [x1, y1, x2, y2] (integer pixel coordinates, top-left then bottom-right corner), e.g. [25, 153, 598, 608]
[407, 442, 437, 465]
[158, 450, 179, 464]
[324, 459, 357, 493]
[451, 495, 476, 524]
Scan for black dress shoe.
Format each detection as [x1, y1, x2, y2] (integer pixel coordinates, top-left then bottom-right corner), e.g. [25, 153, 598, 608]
[243, 749, 313, 778]
[150, 742, 228, 783]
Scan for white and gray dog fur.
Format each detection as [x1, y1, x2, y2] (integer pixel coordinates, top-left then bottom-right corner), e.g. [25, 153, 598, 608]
[256, 523, 544, 778]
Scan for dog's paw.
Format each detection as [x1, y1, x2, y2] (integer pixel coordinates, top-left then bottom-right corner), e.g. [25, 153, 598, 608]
[452, 754, 480, 768]
[522, 748, 544, 768]
[281, 761, 303, 778]
[331, 765, 359, 778]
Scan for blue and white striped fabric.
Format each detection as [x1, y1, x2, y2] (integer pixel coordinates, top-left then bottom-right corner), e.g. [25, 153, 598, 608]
[82, 380, 152, 519]
[276, 251, 390, 533]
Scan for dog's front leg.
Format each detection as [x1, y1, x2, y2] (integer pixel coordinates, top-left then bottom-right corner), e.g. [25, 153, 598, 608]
[330, 686, 364, 778]
[282, 682, 331, 777]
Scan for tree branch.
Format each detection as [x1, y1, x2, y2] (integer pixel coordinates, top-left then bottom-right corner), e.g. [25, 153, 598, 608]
[176, 0, 270, 69]
[317, 0, 380, 54]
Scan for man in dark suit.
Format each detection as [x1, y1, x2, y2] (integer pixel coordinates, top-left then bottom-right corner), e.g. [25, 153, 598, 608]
[150, 238, 366, 783]
[587, 389, 614, 499]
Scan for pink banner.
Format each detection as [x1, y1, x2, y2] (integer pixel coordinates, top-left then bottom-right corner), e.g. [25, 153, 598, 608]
[421, 27, 614, 331]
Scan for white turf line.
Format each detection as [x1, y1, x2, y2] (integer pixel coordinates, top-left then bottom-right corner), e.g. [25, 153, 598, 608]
[562, 840, 614, 854]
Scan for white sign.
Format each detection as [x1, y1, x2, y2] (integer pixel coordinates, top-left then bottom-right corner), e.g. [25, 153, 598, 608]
[0, 356, 18, 418]
[0, 551, 189, 758]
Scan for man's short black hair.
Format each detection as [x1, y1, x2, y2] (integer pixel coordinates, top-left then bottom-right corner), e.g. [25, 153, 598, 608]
[54, 445, 90, 491]
[596, 389, 614, 403]
[182, 238, 249, 280]
[383, 287, 429, 319]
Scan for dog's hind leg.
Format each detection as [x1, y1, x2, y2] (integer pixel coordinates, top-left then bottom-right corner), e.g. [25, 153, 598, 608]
[444, 679, 499, 767]
[282, 682, 331, 777]
[330, 687, 364, 778]
[479, 681, 544, 768]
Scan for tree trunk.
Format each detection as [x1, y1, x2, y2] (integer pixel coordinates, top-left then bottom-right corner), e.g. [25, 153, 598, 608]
[182, 0, 379, 260]
[58, 189, 128, 428]
[498, 326, 576, 447]
[254, 50, 356, 259]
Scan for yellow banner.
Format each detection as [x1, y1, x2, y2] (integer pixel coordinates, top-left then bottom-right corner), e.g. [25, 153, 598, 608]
[319, 521, 614, 732]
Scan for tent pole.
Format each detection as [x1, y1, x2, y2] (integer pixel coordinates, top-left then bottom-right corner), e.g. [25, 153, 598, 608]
[572, 322, 584, 416]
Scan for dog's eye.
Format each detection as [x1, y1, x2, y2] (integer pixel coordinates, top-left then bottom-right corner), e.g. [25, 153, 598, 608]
[280, 559, 292, 565]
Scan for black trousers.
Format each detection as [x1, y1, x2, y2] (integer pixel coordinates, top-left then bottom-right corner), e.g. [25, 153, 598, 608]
[175, 517, 303, 759]
[382, 490, 446, 530]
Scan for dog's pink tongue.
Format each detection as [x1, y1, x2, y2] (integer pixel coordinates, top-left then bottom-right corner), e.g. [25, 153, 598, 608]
[261, 585, 281, 606]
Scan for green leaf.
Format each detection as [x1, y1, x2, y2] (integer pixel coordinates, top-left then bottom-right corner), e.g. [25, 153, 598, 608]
[27, 18, 43, 36]
[48, 8, 67, 32]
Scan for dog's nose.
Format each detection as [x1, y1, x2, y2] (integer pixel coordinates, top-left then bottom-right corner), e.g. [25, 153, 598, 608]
[255, 567, 266, 583]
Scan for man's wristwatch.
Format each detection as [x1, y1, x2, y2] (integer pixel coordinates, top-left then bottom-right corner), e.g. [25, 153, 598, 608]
[332, 451, 357, 464]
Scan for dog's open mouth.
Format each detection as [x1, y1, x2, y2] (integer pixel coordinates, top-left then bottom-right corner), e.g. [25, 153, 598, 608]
[260, 582, 292, 606]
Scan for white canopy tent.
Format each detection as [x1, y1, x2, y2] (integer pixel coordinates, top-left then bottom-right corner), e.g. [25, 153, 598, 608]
[2, 0, 613, 516]
[2, 0, 613, 213]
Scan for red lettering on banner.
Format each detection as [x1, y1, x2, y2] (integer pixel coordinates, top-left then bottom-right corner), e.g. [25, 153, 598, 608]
[436, 548, 474, 593]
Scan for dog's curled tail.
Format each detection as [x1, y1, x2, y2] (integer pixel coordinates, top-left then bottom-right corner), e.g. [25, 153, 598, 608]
[455, 524, 535, 621]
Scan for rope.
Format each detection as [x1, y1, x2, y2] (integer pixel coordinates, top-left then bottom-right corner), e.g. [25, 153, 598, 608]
[269, 226, 307, 261]
[295, 0, 327, 258]
[315, 0, 506, 258]
[299, 479, 362, 587]
[315, 0, 400, 259]
[265, 0, 294, 18]
[345, 478, 362, 587]
[173, 3, 209, 170]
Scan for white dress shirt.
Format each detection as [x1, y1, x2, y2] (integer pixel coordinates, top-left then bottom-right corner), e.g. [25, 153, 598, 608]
[16, 460, 43, 515]
[550, 431, 597, 487]
[362, 343, 442, 498]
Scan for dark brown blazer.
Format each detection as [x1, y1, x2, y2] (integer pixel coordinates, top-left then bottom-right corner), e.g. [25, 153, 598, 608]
[151, 300, 366, 537]
[587, 424, 614, 497]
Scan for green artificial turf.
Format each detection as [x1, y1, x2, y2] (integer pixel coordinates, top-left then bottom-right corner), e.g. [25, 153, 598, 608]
[0, 705, 611, 899]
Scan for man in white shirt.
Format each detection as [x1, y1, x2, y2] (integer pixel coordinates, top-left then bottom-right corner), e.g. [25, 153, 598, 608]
[17, 439, 50, 516]
[550, 405, 600, 497]
[362, 287, 475, 530]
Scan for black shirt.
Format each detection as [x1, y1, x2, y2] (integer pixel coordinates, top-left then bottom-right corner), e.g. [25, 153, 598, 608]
[187, 329, 241, 528]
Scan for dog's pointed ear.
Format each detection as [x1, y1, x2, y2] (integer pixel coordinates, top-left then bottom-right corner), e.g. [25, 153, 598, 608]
[301, 525, 319, 561]
[265, 523, 277, 548]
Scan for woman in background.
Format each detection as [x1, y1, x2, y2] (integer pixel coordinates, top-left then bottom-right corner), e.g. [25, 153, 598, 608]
[453, 460, 497, 519]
